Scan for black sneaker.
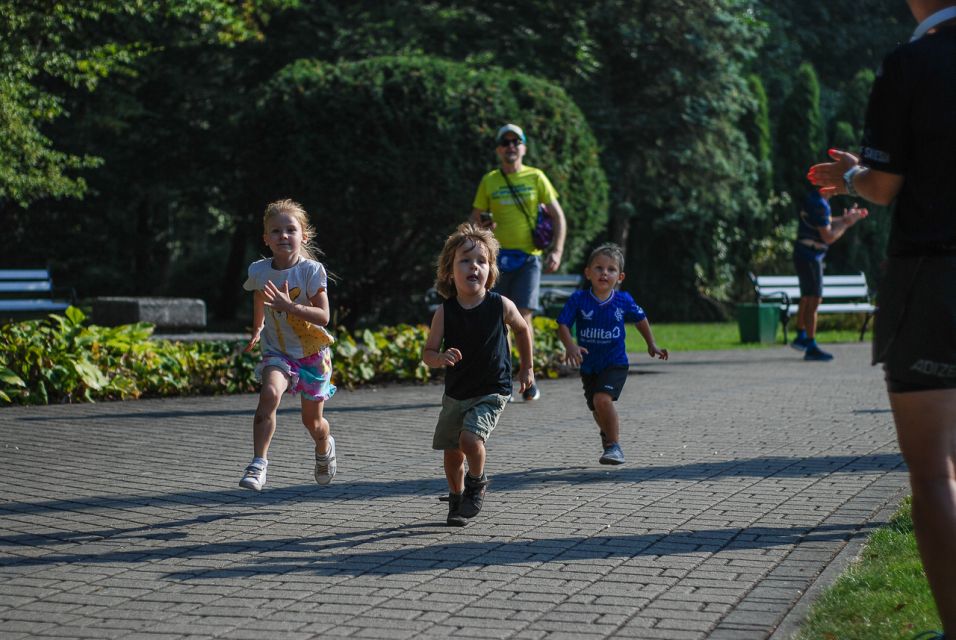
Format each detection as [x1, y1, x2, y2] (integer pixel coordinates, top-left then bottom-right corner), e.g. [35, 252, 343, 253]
[459, 474, 489, 519]
[522, 383, 541, 401]
[446, 492, 466, 527]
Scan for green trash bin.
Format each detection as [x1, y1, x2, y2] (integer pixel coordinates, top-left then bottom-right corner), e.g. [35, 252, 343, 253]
[737, 303, 779, 344]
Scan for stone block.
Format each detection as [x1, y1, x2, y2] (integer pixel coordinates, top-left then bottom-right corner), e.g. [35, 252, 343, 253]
[92, 297, 206, 331]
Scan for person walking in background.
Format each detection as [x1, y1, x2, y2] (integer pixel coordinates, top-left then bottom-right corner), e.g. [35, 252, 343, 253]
[808, 0, 956, 634]
[791, 187, 868, 361]
[471, 123, 566, 401]
[556, 243, 668, 466]
[240, 199, 338, 491]
[422, 223, 534, 526]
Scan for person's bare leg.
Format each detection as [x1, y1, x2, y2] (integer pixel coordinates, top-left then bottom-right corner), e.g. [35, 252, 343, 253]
[795, 298, 810, 334]
[801, 296, 822, 339]
[890, 388, 956, 634]
[301, 397, 330, 456]
[252, 368, 288, 459]
[592, 392, 619, 445]
[459, 431, 486, 478]
[444, 449, 466, 493]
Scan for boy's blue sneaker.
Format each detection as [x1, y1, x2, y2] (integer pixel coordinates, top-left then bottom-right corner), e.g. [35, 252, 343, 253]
[599, 443, 625, 465]
[790, 335, 811, 351]
[911, 632, 946, 640]
[804, 346, 834, 362]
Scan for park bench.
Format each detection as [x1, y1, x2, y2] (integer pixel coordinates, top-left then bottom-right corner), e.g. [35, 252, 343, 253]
[425, 273, 583, 316]
[750, 272, 876, 344]
[0, 269, 75, 321]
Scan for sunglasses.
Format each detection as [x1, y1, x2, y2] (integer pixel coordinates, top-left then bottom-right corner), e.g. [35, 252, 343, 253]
[498, 138, 523, 148]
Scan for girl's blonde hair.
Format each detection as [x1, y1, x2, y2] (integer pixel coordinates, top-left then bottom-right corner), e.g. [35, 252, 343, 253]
[263, 199, 321, 261]
[434, 223, 500, 299]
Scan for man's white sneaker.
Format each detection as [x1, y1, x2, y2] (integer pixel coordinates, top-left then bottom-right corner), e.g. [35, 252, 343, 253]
[239, 461, 267, 491]
[314, 436, 337, 485]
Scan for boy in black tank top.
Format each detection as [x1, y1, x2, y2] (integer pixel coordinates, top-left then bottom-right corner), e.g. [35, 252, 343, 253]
[423, 223, 535, 526]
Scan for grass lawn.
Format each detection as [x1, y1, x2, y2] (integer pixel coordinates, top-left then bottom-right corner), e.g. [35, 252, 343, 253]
[796, 498, 942, 640]
[624, 321, 866, 353]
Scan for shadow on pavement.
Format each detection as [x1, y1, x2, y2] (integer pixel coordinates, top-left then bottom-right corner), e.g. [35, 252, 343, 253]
[0, 453, 903, 523]
[0, 519, 877, 579]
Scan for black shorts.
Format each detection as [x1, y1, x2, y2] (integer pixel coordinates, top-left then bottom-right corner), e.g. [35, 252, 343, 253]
[793, 250, 824, 297]
[581, 365, 629, 411]
[874, 256, 956, 392]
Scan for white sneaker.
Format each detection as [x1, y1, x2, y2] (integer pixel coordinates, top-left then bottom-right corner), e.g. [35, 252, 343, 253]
[239, 461, 267, 491]
[314, 436, 337, 485]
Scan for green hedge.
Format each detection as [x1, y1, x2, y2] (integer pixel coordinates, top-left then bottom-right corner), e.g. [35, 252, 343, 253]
[249, 55, 608, 326]
[0, 309, 568, 405]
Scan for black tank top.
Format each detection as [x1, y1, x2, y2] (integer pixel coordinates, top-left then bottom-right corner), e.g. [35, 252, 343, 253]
[443, 291, 512, 399]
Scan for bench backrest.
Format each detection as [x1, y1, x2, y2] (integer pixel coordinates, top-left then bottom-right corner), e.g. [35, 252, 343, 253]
[0, 270, 55, 293]
[752, 273, 871, 302]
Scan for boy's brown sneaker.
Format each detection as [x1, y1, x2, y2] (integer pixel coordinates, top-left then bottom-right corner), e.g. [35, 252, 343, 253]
[459, 474, 489, 519]
[447, 492, 466, 526]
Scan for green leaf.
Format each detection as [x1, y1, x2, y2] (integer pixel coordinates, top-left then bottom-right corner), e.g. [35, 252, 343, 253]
[0, 367, 26, 387]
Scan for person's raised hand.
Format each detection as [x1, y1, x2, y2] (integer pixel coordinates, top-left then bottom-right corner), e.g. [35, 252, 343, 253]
[807, 149, 860, 197]
[263, 280, 294, 312]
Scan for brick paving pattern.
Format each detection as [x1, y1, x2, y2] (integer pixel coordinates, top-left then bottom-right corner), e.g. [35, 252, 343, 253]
[0, 343, 906, 639]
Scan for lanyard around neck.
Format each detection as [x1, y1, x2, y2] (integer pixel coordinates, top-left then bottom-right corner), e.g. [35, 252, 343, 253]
[911, 5, 956, 41]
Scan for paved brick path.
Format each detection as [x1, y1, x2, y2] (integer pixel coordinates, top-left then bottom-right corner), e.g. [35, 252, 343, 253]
[0, 344, 906, 639]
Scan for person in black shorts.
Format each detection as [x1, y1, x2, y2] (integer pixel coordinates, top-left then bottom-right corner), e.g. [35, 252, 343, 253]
[791, 188, 868, 361]
[808, 1, 956, 633]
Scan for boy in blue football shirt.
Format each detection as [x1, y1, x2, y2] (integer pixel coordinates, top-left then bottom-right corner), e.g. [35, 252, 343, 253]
[557, 243, 668, 465]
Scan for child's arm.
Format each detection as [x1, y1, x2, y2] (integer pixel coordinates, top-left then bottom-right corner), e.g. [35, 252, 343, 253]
[244, 290, 266, 353]
[635, 318, 668, 360]
[557, 323, 587, 368]
[502, 297, 535, 393]
[422, 306, 462, 368]
[263, 280, 331, 326]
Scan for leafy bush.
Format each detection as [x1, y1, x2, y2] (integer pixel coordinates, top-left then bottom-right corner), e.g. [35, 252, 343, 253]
[1, 309, 569, 405]
[249, 55, 608, 326]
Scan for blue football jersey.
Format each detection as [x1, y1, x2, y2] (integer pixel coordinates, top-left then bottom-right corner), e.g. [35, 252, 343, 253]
[556, 289, 646, 374]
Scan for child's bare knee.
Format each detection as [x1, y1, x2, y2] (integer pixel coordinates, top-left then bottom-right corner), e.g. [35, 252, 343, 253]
[593, 393, 614, 410]
[459, 430, 485, 453]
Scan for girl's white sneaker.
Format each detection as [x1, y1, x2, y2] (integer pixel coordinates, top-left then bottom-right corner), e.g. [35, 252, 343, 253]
[314, 436, 337, 485]
[239, 462, 267, 491]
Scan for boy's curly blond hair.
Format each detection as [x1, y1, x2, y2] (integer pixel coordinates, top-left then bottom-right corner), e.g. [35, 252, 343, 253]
[434, 223, 500, 299]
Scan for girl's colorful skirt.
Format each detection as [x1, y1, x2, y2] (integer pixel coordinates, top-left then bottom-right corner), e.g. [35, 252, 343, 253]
[256, 349, 336, 402]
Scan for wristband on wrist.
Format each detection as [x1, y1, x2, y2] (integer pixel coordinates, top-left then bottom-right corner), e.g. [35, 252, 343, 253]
[843, 165, 865, 197]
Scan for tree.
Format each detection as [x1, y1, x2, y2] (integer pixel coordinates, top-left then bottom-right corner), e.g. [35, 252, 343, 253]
[775, 62, 824, 206]
[247, 55, 608, 326]
[0, 0, 294, 208]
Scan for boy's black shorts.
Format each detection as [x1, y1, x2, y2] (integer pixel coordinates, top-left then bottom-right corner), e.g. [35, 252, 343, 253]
[581, 365, 629, 411]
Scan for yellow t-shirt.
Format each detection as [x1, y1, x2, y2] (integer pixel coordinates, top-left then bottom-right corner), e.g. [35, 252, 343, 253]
[472, 166, 559, 254]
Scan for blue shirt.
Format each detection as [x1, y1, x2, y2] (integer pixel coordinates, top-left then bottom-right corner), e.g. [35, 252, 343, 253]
[556, 289, 647, 374]
[795, 190, 831, 261]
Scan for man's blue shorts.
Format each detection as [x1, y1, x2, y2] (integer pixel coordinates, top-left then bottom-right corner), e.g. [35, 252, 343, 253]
[494, 254, 541, 312]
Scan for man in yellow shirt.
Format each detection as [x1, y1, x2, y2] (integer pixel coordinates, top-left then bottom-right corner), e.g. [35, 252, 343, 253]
[471, 124, 567, 400]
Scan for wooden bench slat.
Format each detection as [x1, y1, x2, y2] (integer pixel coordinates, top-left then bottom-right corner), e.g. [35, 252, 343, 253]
[0, 299, 70, 312]
[0, 281, 53, 293]
[0, 269, 52, 280]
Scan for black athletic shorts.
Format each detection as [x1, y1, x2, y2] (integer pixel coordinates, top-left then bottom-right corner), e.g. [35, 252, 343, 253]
[581, 365, 629, 411]
[874, 256, 956, 392]
[793, 250, 824, 297]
